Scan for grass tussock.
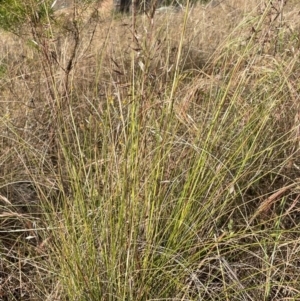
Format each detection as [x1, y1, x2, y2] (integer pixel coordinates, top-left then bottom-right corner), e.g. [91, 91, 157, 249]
[1, 0, 300, 300]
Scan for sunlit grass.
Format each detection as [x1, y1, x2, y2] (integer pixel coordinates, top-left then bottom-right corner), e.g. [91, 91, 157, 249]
[1, 0, 300, 300]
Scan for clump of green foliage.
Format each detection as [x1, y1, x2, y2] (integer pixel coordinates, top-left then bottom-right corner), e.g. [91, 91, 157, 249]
[0, 0, 53, 34]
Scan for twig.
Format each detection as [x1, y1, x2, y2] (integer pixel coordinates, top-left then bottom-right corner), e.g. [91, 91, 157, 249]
[248, 179, 300, 225]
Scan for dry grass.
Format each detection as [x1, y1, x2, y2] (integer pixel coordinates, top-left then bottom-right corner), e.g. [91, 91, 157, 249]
[1, 0, 300, 300]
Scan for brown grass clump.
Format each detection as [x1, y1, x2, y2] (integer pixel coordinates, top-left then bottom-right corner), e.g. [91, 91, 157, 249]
[1, 0, 300, 300]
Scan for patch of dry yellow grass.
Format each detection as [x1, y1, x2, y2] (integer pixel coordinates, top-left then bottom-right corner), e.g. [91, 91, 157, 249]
[54, 0, 114, 18]
[1, 0, 300, 299]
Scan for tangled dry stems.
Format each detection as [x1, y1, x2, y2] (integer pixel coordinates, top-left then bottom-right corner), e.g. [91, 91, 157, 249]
[1, 0, 300, 300]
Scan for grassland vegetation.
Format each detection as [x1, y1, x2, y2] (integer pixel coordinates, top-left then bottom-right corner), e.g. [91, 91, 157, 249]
[1, 0, 300, 300]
